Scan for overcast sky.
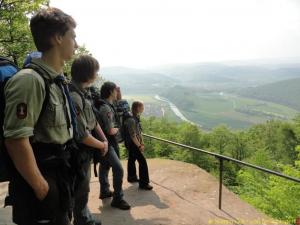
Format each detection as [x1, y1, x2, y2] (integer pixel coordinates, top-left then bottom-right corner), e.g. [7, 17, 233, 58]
[50, 0, 300, 68]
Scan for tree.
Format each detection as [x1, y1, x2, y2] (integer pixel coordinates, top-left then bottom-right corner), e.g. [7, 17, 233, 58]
[0, 0, 49, 66]
[210, 124, 232, 155]
[236, 147, 300, 224]
[229, 131, 249, 161]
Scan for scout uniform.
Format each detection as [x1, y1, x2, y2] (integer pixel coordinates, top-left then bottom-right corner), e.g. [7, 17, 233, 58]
[124, 115, 150, 187]
[4, 58, 76, 225]
[4, 58, 73, 143]
[69, 81, 98, 225]
[124, 115, 143, 147]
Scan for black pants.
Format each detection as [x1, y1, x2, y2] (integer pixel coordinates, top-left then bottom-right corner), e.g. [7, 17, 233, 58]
[10, 143, 76, 225]
[10, 171, 71, 225]
[73, 161, 95, 225]
[127, 142, 149, 186]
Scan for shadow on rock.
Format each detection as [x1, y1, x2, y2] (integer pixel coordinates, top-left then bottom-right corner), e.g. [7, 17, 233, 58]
[124, 184, 169, 209]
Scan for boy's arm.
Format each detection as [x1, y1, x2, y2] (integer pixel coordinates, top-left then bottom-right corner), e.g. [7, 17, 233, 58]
[4, 71, 49, 200]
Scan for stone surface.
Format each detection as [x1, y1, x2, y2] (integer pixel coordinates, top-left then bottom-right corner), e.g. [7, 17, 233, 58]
[0, 159, 282, 225]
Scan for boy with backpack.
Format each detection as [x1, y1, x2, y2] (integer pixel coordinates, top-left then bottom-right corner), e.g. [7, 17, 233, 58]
[93, 81, 131, 210]
[2, 7, 78, 225]
[69, 55, 108, 225]
[124, 101, 152, 190]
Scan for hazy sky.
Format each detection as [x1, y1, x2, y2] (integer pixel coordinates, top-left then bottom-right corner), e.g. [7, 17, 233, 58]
[50, 0, 300, 67]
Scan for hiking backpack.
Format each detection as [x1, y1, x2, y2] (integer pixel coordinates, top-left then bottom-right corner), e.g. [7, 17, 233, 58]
[115, 99, 131, 143]
[0, 57, 19, 182]
[0, 56, 51, 182]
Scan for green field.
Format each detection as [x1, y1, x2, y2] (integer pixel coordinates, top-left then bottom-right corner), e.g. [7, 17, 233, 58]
[175, 92, 299, 129]
[124, 93, 299, 130]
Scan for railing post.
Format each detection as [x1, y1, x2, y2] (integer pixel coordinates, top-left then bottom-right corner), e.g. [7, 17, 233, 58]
[219, 158, 223, 210]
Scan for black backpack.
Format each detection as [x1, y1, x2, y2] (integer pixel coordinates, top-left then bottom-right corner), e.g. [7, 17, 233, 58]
[115, 99, 131, 143]
[0, 57, 51, 182]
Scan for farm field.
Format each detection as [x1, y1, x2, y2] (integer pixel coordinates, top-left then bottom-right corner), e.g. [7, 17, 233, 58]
[170, 92, 299, 129]
[124, 93, 299, 130]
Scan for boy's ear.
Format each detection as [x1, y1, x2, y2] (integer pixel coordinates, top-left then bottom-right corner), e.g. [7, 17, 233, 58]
[51, 33, 63, 46]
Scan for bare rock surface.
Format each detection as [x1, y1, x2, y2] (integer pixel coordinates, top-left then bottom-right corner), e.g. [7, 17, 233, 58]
[0, 159, 282, 225]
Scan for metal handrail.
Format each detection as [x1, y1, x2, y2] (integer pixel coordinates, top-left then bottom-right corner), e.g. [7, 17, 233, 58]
[143, 133, 300, 209]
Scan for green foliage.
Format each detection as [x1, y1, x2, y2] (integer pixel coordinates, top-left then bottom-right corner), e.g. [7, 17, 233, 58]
[210, 124, 233, 154]
[236, 151, 300, 224]
[0, 0, 49, 66]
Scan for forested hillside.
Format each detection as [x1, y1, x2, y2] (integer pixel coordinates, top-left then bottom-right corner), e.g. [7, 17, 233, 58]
[239, 78, 300, 111]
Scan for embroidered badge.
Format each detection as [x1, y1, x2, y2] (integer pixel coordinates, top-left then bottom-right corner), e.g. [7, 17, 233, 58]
[16, 103, 27, 119]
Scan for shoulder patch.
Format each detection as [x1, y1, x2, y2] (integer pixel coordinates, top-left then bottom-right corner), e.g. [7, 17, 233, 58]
[16, 103, 27, 119]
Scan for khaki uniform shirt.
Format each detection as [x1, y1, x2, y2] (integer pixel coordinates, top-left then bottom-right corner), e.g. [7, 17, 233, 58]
[70, 81, 97, 143]
[4, 58, 73, 144]
[125, 116, 143, 144]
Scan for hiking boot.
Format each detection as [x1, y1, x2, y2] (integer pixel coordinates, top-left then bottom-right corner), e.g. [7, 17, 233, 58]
[139, 184, 153, 190]
[127, 177, 139, 183]
[99, 190, 113, 199]
[111, 199, 131, 210]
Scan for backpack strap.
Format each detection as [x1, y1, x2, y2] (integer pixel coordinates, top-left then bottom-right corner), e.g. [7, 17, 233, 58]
[24, 62, 53, 123]
[69, 82, 86, 112]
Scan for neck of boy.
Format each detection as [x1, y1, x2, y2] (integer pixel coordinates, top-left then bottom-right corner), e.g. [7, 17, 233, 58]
[41, 51, 64, 74]
[106, 96, 114, 104]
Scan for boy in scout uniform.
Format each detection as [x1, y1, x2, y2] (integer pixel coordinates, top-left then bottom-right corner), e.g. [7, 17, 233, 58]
[69, 55, 108, 225]
[4, 8, 78, 225]
[95, 81, 130, 210]
[124, 101, 152, 190]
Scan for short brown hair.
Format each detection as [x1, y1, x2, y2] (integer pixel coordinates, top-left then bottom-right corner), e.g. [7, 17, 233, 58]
[131, 101, 144, 115]
[100, 81, 117, 99]
[71, 55, 99, 83]
[30, 7, 76, 52]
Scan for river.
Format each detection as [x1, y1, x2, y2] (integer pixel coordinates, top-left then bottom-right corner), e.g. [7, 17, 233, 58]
[154, 95, 197, 126]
